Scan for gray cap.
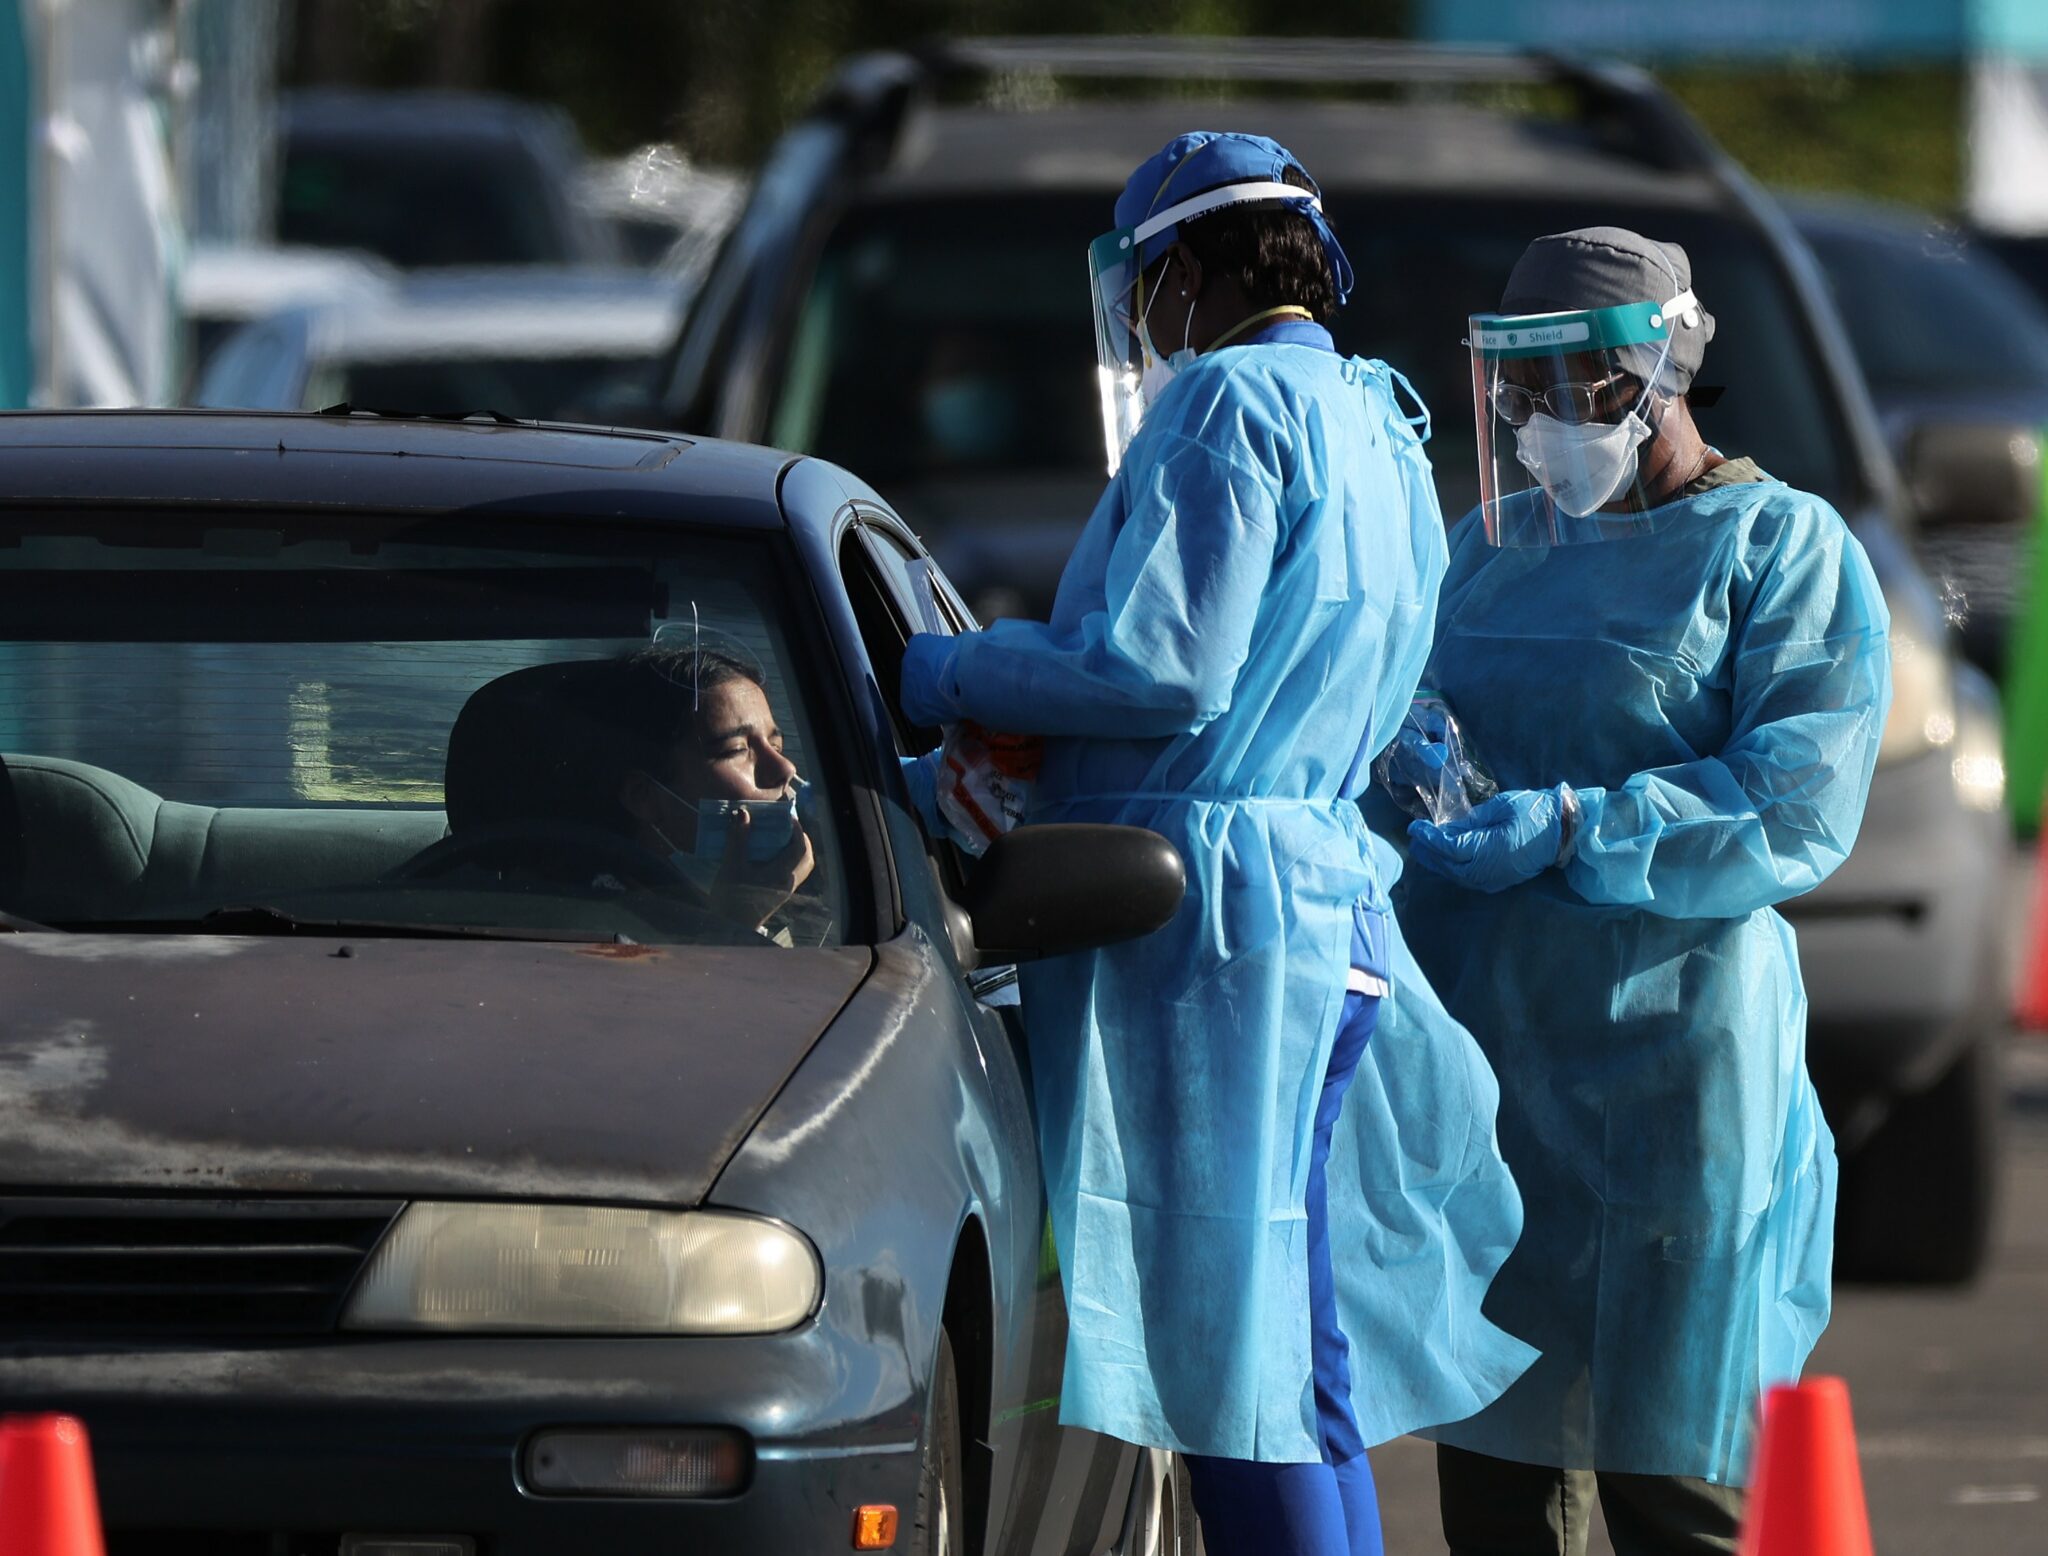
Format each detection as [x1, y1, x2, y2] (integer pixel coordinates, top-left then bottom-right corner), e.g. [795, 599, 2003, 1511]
[1500, 226, 1716, 390]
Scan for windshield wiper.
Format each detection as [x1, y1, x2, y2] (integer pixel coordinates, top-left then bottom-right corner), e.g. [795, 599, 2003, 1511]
[0, 909, 60, 933]
[51, 906, 617, 944]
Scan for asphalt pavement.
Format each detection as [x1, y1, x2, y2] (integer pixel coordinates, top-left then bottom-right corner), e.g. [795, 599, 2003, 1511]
[1367, 1025, 2048, 1556]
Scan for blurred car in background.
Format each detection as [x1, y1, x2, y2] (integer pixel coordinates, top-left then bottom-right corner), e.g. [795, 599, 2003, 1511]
[194, 267, 678, 423]
[279, 89, 619, 269]
[177, 241, 399, 398]
[663, 36, 2010, 1282]
[1971, 227, 2048, 311]
[1790, 197, 2048, 681]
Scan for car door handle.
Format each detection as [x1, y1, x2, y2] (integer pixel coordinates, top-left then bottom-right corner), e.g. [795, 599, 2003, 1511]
[967, 964, 1019, 1002]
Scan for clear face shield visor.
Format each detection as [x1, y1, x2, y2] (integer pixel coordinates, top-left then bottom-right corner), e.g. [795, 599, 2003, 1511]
[1088, 179, 1324, 475]
[1467, 291, 1699, 545]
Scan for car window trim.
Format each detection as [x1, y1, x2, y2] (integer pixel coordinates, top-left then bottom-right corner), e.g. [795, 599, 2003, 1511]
[831, 511, 986, 947]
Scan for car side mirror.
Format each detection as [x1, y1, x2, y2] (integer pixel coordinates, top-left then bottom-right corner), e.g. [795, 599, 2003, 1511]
[961, 823, 1185, 965]
[1901, 420, 2042, 529]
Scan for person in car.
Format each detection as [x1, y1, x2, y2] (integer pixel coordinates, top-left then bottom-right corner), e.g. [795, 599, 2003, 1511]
[607, 643, 816, 937]
[1396, 228, 1892, 1552]
[895, 131, 1533, 1556]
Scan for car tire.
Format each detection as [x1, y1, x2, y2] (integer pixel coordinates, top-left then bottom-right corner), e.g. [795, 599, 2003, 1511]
[1835, 1033, 2002, 1284]
[1165, 1453, 1201, 1556]
[1116, 1447, 1201, 1555]
[914, 1326, 966, 1556]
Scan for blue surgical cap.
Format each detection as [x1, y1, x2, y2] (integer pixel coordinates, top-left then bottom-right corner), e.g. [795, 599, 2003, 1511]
[1115, 131, 1355, 306]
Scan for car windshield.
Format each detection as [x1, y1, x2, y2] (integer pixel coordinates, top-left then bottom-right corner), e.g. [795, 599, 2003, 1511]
[0, 514, 847, 947]
[281, 143, 570, 267]
[1798, 221, 2048, 397]
[771, 192, 1853, 522]
[319, 354, 658, 421]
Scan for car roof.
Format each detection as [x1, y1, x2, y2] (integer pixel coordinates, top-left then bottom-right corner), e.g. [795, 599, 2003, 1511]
[291, 267, 682, 364]
[281, 88, 575, 147]
[871, 101, 1724, 209]
[0, 411, 794, 529]
[1779, 192, 1971, 247]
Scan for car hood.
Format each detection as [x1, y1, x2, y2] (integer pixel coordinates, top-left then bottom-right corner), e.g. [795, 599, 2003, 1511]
[0, 935, 870, 1204]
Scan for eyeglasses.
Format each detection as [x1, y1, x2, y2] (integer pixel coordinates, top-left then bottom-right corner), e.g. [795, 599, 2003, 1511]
[1489, 370, 1633, 428]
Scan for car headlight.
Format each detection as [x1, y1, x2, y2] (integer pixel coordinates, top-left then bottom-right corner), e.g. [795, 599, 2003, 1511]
[1878, 633, 1958, 765]
[341, 1204, 819, 1334]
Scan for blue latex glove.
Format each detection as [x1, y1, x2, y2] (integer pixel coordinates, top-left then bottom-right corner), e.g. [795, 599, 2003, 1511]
[1407, 785, 1573, 893]
[1384, 709, 1454, 785]
[900, 632, 965, 727]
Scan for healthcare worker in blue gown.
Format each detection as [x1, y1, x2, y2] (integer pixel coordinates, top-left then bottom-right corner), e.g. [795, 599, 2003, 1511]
[899, 132, 1535, 1556]
[1388, 228, 1892, 1555]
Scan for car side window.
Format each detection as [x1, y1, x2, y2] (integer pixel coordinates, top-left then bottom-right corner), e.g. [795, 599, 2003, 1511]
[837, 525, 941, 756]
[839, 523, 1021, 1004]
[837, 522, 985, 868]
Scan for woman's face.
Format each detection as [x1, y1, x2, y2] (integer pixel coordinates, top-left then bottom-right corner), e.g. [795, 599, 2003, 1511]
[667, 677, 798, 803]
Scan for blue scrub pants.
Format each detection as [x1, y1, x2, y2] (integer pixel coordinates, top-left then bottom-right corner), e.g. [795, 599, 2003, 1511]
[1184, 988, 1384, 1556]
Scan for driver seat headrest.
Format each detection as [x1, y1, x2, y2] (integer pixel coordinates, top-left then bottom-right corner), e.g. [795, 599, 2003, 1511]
[0, 753, 24, 905]
[445, 660, 650, 835]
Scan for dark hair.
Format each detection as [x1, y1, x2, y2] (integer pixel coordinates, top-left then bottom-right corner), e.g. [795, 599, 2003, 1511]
[618, 644, 763, 765]
[1168, 163, 1337, 323]
[555, 644, 763, 836]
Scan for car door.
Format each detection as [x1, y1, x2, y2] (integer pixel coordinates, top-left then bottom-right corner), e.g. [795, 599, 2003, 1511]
[835, 513, 1149, 1556]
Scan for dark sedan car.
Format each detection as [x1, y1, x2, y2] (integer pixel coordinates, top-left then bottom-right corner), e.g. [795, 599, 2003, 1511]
[0, 410, 1190, 1555]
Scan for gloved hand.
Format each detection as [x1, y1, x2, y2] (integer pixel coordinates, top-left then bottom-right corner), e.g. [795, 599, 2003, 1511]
[1374, 704, 1456, 818]
[1372, 692, 1500, 824]
[1407, 785, 1577, 893]
[900, 633, 965, 727]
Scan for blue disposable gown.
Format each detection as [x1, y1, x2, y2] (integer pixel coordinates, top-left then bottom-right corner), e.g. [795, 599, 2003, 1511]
[1393, 480, 1891, 1484]
[901, 337, 1534, 1463]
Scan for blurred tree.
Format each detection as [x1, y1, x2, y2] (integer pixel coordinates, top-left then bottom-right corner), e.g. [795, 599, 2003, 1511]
[1661, 63, 1962, 215]
[285, 0, 1410, 162]
[282, 3, 1963, 212]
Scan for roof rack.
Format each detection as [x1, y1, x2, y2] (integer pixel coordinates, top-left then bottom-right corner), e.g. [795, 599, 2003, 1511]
[921, 36, 1558, 86]
[890, 35, 1726, 177]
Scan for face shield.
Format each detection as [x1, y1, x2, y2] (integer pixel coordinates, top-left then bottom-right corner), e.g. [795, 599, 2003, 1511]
[1468, 288, 1702, 545]
[1088, 179, 1325, 475]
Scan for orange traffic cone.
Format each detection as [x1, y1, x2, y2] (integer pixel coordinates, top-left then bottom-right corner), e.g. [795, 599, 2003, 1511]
[1737, 1377, 1873, 1556]
[0, 1414, 106, 1556]
[2019, 813, 2048, 1030]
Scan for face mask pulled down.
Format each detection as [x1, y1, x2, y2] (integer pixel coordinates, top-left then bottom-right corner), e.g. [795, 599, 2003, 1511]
[650, 777, 808, 870]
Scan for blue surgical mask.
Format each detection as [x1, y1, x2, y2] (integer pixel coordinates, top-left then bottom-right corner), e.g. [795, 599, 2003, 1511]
[650, 777, 806, 866]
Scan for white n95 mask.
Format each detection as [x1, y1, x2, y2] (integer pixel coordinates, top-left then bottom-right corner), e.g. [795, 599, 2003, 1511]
[1512, 408, 1654, 519]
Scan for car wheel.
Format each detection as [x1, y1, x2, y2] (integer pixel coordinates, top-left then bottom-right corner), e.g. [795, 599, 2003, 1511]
[1836, 1033, 2002, 1284]
[1116, 1447, 1201, 1555]
[914, 1326, 966, 1556]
